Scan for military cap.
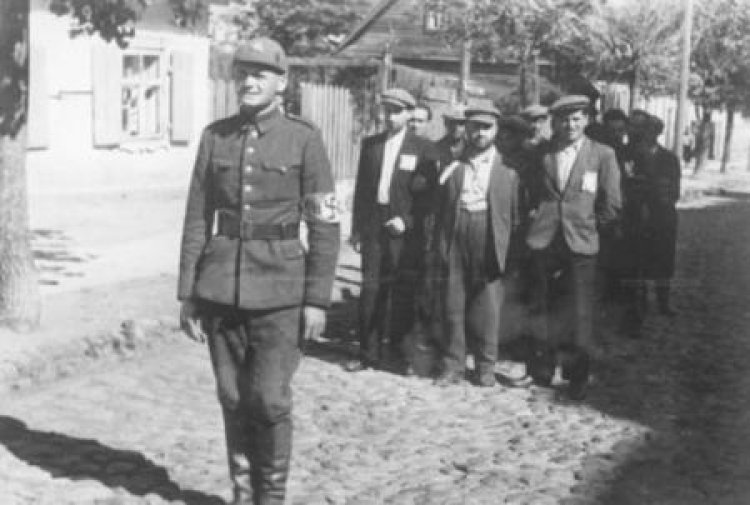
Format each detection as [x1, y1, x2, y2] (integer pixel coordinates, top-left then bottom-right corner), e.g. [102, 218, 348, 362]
[549, 95, 592, 115]
[497, 115, 534, 136]
[521, 104, 549, 120]
[381, 88, 416, 109]
[443, 105, 466, 122]
[234, 37, 288, 74]
[465, 104, 502, 124]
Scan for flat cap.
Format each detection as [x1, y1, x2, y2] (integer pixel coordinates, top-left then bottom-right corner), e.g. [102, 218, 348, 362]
[549, 95, 591, 115]
[443, 105, 466, 121]
[381, 88, 416, 109]
[498, 115, 533, 136]
[465, 104, 502, 124]
[234, 37, 288, 74]
[521, 104, 549, 120]
[649, 114, 665, 135]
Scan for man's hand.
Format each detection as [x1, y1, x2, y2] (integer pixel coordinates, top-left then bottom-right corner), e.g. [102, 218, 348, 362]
[385, 217, 406, 236]
[302, 305, 326, 343]
[348, 232, 362, 253]
[180, 299, 206, 343]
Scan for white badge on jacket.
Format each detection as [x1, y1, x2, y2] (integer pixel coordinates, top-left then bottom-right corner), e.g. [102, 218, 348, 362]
[399, 154, 417, 171]
[582, 171, 598, 193]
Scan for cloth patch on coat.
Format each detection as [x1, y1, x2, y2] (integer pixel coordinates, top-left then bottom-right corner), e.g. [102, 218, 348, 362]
[582, 171, 598, 193]
[399, 154, 417, 171]
[302, 192, 342, 223]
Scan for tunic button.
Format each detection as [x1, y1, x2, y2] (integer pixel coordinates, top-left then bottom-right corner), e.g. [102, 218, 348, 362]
[246, 147, 254, 154]
[244, 185, 252, 193]
[245, 165, 253, 173]
[243, 204, 251, 211]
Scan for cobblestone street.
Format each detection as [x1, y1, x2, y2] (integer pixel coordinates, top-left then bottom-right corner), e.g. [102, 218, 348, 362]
[1, 199, 750, 505]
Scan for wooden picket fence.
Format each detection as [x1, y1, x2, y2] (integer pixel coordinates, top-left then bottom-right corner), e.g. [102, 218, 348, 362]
[300, 82, 360, 181]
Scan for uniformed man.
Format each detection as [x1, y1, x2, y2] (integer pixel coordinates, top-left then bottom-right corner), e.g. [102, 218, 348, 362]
[178, 38, 339, 505]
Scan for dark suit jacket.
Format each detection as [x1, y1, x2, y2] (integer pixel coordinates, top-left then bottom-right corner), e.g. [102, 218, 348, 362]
[434, 153, 520, 274]
[526, 137, 621, 255]
[352, 129, 437, 272]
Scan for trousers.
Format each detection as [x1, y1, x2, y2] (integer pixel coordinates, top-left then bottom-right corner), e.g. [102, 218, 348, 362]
[201, 301, 301, 505]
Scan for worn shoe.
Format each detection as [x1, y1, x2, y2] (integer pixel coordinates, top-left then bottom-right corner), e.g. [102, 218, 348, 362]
[434, 370, 464, 386]
[343, 359, 375, 372]
[476, 371, 497, 388]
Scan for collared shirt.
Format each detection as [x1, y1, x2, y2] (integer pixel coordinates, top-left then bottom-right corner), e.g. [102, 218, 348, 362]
[377, 127, 407, 204]
[556, 137, 584, 189]
[460, 145, 497, 212]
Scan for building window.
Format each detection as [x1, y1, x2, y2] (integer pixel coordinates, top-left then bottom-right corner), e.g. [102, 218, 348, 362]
[121, 51, 165, 140]
[424, 0, 447, 33]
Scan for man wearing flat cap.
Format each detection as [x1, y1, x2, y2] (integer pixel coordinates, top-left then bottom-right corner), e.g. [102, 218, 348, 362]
[432, 104, 520, 387]
[436, 106, 467, 169]
[178, 37, 340, 504]
[521, 104, 550, 148]
[525, 95, 621, 400]
[349, 88, 438, 374]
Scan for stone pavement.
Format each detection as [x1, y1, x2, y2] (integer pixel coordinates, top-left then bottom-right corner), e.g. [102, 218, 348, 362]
[2, 197, 750, 503]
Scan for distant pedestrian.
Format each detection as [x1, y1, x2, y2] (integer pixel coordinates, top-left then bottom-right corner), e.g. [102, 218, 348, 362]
[626, 113, 681, 321]
[347, 88, 438, 375]
[432, 105, 520, 387]
[525, 95, 621, 400]
[177, 38, 340, 505]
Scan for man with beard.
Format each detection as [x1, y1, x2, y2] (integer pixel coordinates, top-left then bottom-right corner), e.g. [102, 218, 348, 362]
[525, 95, 621, 400]
[178, 38, 340, 504]
[433, 105, 520, 387]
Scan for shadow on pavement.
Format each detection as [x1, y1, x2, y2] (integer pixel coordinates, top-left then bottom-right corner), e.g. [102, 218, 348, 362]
[0, 415, 224, 505]
[31, 229, 93, 286]
[578, 200, 750, 504]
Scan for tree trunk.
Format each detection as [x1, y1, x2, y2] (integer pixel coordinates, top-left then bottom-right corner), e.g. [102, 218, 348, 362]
[720, 104, 734, 173]
[0, 127, 41, 331]
[0, 0, 41, 331]
[628, 64, 641, 113]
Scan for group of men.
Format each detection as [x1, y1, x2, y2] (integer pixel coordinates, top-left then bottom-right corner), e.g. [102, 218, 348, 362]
[175, 36, 680, 504]
[346, 89, 681, 401]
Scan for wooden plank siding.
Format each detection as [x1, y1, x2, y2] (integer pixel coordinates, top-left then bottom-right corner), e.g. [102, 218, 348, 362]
[301, 83, 360, 181]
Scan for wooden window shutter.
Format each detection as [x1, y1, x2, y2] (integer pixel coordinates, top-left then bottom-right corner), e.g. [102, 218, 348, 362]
[91, 43, 122, 147]
[28, 45, 49, 149]
[170, 50, 194, 145]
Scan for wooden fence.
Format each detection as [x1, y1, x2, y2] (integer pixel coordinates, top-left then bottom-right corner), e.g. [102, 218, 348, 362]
[300, 82, 360, 181]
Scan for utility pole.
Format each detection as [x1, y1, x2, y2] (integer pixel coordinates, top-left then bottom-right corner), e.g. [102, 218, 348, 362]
[674, 0, 693, 159]
[458, 37, 471, 103]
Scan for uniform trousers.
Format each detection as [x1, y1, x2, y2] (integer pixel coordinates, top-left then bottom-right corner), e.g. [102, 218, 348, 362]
[200, 301, 301, 505]
[528, 232, 597, 380]
[443, 208, 505, 374]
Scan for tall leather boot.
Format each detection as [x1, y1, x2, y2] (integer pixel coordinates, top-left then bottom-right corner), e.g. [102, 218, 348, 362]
[656, 281, 676, 316]
[222, 407, 255, 504]
[252, 419, 293, 505]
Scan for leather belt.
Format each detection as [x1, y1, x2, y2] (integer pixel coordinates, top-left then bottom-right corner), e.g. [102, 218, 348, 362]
[215, 210, 299, 241]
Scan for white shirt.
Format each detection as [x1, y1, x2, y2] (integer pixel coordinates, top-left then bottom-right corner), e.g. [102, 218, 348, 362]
[377, 127, 407, 204]
[556, 137, 584, 189]
[460, 145, 497, 212]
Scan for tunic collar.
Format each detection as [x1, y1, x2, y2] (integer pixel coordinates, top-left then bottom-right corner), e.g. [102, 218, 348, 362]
[239, 106, 282, 135]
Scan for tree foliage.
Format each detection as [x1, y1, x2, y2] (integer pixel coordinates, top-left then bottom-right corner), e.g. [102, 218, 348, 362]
[691, 0, 750, 114]
[576, 0, 683, 101]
